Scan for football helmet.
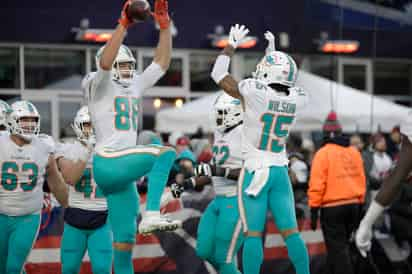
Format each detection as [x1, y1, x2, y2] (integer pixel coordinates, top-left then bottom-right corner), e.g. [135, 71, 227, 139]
[95, 44, 136, 85]
[72, 106, 95, 146]
[253, 51, 298, 88]
[0, 99, 11, 129]
[9, 100, 40, 141]
[213, 93, 243, 132]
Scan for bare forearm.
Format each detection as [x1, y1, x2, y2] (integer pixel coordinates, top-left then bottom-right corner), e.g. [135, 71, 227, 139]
[153, 27, 172, 71]
[222, 45, 235, 57]
[58, 159, 88, 186]
[100, 25, 128, 70]
[47, 172, 69, 208]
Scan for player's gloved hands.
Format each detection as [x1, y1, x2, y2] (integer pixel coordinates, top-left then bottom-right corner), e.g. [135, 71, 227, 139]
[228, 24, 250, 49]
[152, 0, 170, 30]
[310, 207, 319, 231]
[195, 163, 212, 177]
[264, 31, 276, 53]
[118, 0, 134, 28]
[170, 182, 185, 198]
[355, 222, 373, 258]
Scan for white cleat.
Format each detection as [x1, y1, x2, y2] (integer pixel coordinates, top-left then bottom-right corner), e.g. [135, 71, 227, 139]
[138, 212, 181, 235]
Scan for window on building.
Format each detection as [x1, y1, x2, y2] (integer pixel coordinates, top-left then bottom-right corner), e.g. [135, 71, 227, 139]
[0, 47, 20, 89]
[24, 48, 85, 89]
[190, 52, 219, 92]
[143, 57, 183, 87]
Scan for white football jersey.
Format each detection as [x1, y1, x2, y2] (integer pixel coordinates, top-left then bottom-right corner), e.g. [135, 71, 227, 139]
[56, 142, 107, 211]
[212, 124, 243, 196]
[84, 63, 165, 151]
[401, 111, 412, 143]
[0, 134, 55, 216]
[238, 78, 307, 170]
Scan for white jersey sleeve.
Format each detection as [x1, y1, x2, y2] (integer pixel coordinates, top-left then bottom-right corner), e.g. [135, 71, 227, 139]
[401, 111, 412, 142]
[138, 62, 165, 93]
[82, 69, 112, 102]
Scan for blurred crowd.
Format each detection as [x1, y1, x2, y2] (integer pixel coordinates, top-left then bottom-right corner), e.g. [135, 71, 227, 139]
[135, 114, 412, 273]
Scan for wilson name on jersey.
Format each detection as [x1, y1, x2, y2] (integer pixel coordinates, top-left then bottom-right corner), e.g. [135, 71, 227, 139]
[0, 134, 54, 216]
[238, 78, 307, 170]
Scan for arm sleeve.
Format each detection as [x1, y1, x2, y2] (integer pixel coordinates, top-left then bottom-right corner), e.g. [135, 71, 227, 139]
[308, 149, 328, 207]
[83, 69, 111, 102]
[238, 79, 266, 107]
[139, 62, 166, 92]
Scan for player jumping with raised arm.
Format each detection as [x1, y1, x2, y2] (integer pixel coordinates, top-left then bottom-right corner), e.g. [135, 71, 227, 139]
[356, 112, 412, 257]
[210, 25, 310, 274]
[171, 93, 245, 274]
[57, 106, 112, 274]
[0, 100, 68, 274]
[83, 1, 180, 273]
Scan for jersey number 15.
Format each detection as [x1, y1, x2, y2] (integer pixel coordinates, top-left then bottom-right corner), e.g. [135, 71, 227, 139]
[259, 113, 294, 153]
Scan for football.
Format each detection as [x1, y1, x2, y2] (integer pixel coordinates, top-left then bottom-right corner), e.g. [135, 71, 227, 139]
[126, 0, 151, 23]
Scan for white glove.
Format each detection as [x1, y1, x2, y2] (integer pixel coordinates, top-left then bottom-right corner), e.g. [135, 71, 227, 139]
[355, 222, 373, 258]
[264, 31, 276, 53]
[228, 24, 250, 49]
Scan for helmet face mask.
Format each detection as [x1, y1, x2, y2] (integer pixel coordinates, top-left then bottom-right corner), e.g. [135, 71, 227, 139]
[213, 94, 243, 133]
[72, 106, 95, 146]
[95, 45, 136, 86]
[9, 101, 40, 141]
[253, 51, 298, 88]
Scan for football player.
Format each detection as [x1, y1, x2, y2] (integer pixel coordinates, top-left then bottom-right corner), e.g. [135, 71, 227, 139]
[356, 112, 412, 257]
[57, 106, 112, 274]
[210, 26, 310, 274]
[171, 93, 244, 274]
[83, 1, 180, 273]
[0, 100, 11, 132]
[0, 100, 68, 274]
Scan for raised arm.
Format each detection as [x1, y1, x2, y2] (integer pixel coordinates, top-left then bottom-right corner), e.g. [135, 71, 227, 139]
[152, 0, 172, 71]
[140, 0, 172, 90]
[211, 24, 250, 100]
[99, 1, 133, 71]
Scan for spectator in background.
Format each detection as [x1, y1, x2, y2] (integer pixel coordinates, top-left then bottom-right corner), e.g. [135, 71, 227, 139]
[169, 148, 197, 187]
[350, 134, 365, 152]
[387, 126, 402, 160]
[176, 136, 191, 155]
[289, 152, 309, 219]
[308, 111, 366, 274]
[368, 133, 393, 200]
